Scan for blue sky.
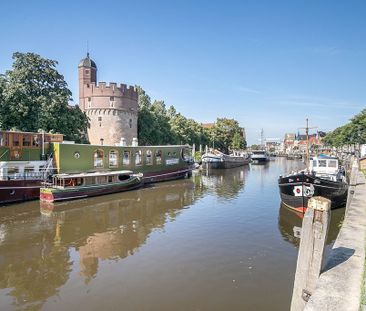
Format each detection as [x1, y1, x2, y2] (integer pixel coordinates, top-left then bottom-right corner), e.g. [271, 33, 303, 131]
[0, 0, 365, 144]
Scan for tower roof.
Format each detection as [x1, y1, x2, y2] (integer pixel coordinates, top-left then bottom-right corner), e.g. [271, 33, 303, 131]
[78, 53, 97, 69]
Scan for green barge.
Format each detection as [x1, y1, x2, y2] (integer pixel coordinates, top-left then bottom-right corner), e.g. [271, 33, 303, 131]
[40, 143, 194, 202]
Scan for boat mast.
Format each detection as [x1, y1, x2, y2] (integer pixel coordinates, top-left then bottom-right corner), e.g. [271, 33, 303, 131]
[306, 118, 309, 165]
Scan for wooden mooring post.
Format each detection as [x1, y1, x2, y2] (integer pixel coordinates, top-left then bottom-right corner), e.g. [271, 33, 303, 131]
[290, 196, 331, 311]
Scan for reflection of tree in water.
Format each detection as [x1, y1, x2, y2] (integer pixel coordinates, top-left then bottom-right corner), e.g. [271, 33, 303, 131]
[0, 222, 70, 311]
[278, 204, 345, 249]
[0, 178, 201, 309]
[198, 167, 248, 200]
[41, 178, 199, 281]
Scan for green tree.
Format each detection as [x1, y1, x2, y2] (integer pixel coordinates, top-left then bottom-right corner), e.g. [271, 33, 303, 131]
[211, 118, 245, 153]
[1, 52, 88, 142]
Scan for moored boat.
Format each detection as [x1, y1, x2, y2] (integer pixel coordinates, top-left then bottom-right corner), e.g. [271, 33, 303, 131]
[0, 130, 63, 205]
[278, 155, 348, 213]
[251, 150, 269, 164]
[202, 150, 250, 169]
[40, 170, 143, 202]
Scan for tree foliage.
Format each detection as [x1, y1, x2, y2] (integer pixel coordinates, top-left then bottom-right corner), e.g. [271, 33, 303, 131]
[137, 87, 246, 152]
[324, 108, 366, 147]
[0, 52, 88, 142]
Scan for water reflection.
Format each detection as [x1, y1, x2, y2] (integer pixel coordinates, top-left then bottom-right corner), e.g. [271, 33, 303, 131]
[0, 178, 200, 310]
[0, 160, 344, 311]
[199, 166, 248, 199]
[278, 203, 345, 249]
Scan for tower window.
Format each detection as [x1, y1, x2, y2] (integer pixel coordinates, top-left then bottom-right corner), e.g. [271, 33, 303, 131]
[85, 69, 90, 74]
[98, 117, 102, 122]
[110, 96, 114, 108]
[87, 97, 92, 108]
[129, 119, 132, 128]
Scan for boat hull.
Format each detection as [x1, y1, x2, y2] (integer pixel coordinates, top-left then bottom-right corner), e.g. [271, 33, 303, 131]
[40, 177, 142, 203]
[251, 157, 269, 164]
[142, 167, 193, 183]
[0, 180, 42, 205]
[203, 159, 250, 169]
[278, 173, 348, 212]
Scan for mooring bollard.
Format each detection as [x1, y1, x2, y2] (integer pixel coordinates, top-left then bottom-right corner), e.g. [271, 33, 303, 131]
[290, 196, 331, 311]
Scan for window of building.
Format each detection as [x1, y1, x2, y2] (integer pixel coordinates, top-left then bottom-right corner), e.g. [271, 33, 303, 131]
[21, 134, 30, 147]
[109, 150, 118, 167]
[123, 151, 130, 165]
[93, 149, 104, 168]
[129, 119, 132, 128]
[155, 150, 162, 165]
[13, 134, 20, 147]
[110, 96, 115, 108]
[146, 150, 153, 165]
[0, 133, 9, 146]
[98, 117, 102, 121]
[88, 97, 92, 108]
[32, 135, 40, 147]
[135, 150, 142, 166]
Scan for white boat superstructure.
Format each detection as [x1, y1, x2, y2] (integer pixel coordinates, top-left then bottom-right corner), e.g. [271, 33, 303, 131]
[251, 150, 269, 164]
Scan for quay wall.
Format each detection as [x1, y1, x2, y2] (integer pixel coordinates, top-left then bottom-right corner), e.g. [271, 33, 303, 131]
[304, 160, 366, 311]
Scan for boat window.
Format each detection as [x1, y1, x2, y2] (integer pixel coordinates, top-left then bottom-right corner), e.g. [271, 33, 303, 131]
[146, 150, 153, 165]
[23, 134, 31, 147]
[93, 149, 104, 168]
[13, 133, 20, 147]
[313, 160, 317, 167]
[109, 150, 118, 167]
[135, 150, 142, 166]
[25, 167, 34, 176]
[181, 148, 191, 161]
[108, 176, 113, 183]
[167, 152, 171, 157]
[155, 150, 162, 165]
[123, 151, 130, 165]
[318, 160, 327, 167]
[118, 174, 130, 181]
[328, 160, 337, 168]
[8, 167, 19, 175]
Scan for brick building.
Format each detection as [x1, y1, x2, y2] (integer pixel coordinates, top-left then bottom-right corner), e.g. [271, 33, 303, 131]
[78, 54, 138, 146]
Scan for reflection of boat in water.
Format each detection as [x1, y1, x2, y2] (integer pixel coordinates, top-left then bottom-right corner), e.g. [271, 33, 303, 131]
[201, 150, 250, 169]
[199, 166, 248, 199]
[278, 203, 345, 248]
[0, 178, 198, 309]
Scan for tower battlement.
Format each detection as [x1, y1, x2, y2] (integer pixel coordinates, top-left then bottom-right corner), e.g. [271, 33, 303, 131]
[85, 82, 138, 100]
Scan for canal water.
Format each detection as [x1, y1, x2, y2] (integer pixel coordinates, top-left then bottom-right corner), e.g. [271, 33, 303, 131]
[0, 158, 344, 311]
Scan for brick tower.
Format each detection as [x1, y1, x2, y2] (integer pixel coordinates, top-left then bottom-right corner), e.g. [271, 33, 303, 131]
[78, 54, 138, 146]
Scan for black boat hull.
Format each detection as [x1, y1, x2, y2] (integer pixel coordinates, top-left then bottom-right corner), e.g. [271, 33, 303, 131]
[278, 173, 348, 212]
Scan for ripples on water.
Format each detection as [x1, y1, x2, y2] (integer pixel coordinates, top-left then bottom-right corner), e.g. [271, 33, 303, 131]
[0, 158, 344, 311]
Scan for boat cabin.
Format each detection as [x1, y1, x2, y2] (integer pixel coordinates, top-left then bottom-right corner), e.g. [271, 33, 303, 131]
[0, 160, 49, 181]
[309, 155, 344, 181]
[50, 170, 137, 188]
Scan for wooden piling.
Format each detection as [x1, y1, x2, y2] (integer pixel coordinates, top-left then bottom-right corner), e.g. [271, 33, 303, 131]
[290, 196, 331, 311]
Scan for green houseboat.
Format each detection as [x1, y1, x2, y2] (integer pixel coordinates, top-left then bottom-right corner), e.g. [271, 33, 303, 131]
[40, 143, 194, 202]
